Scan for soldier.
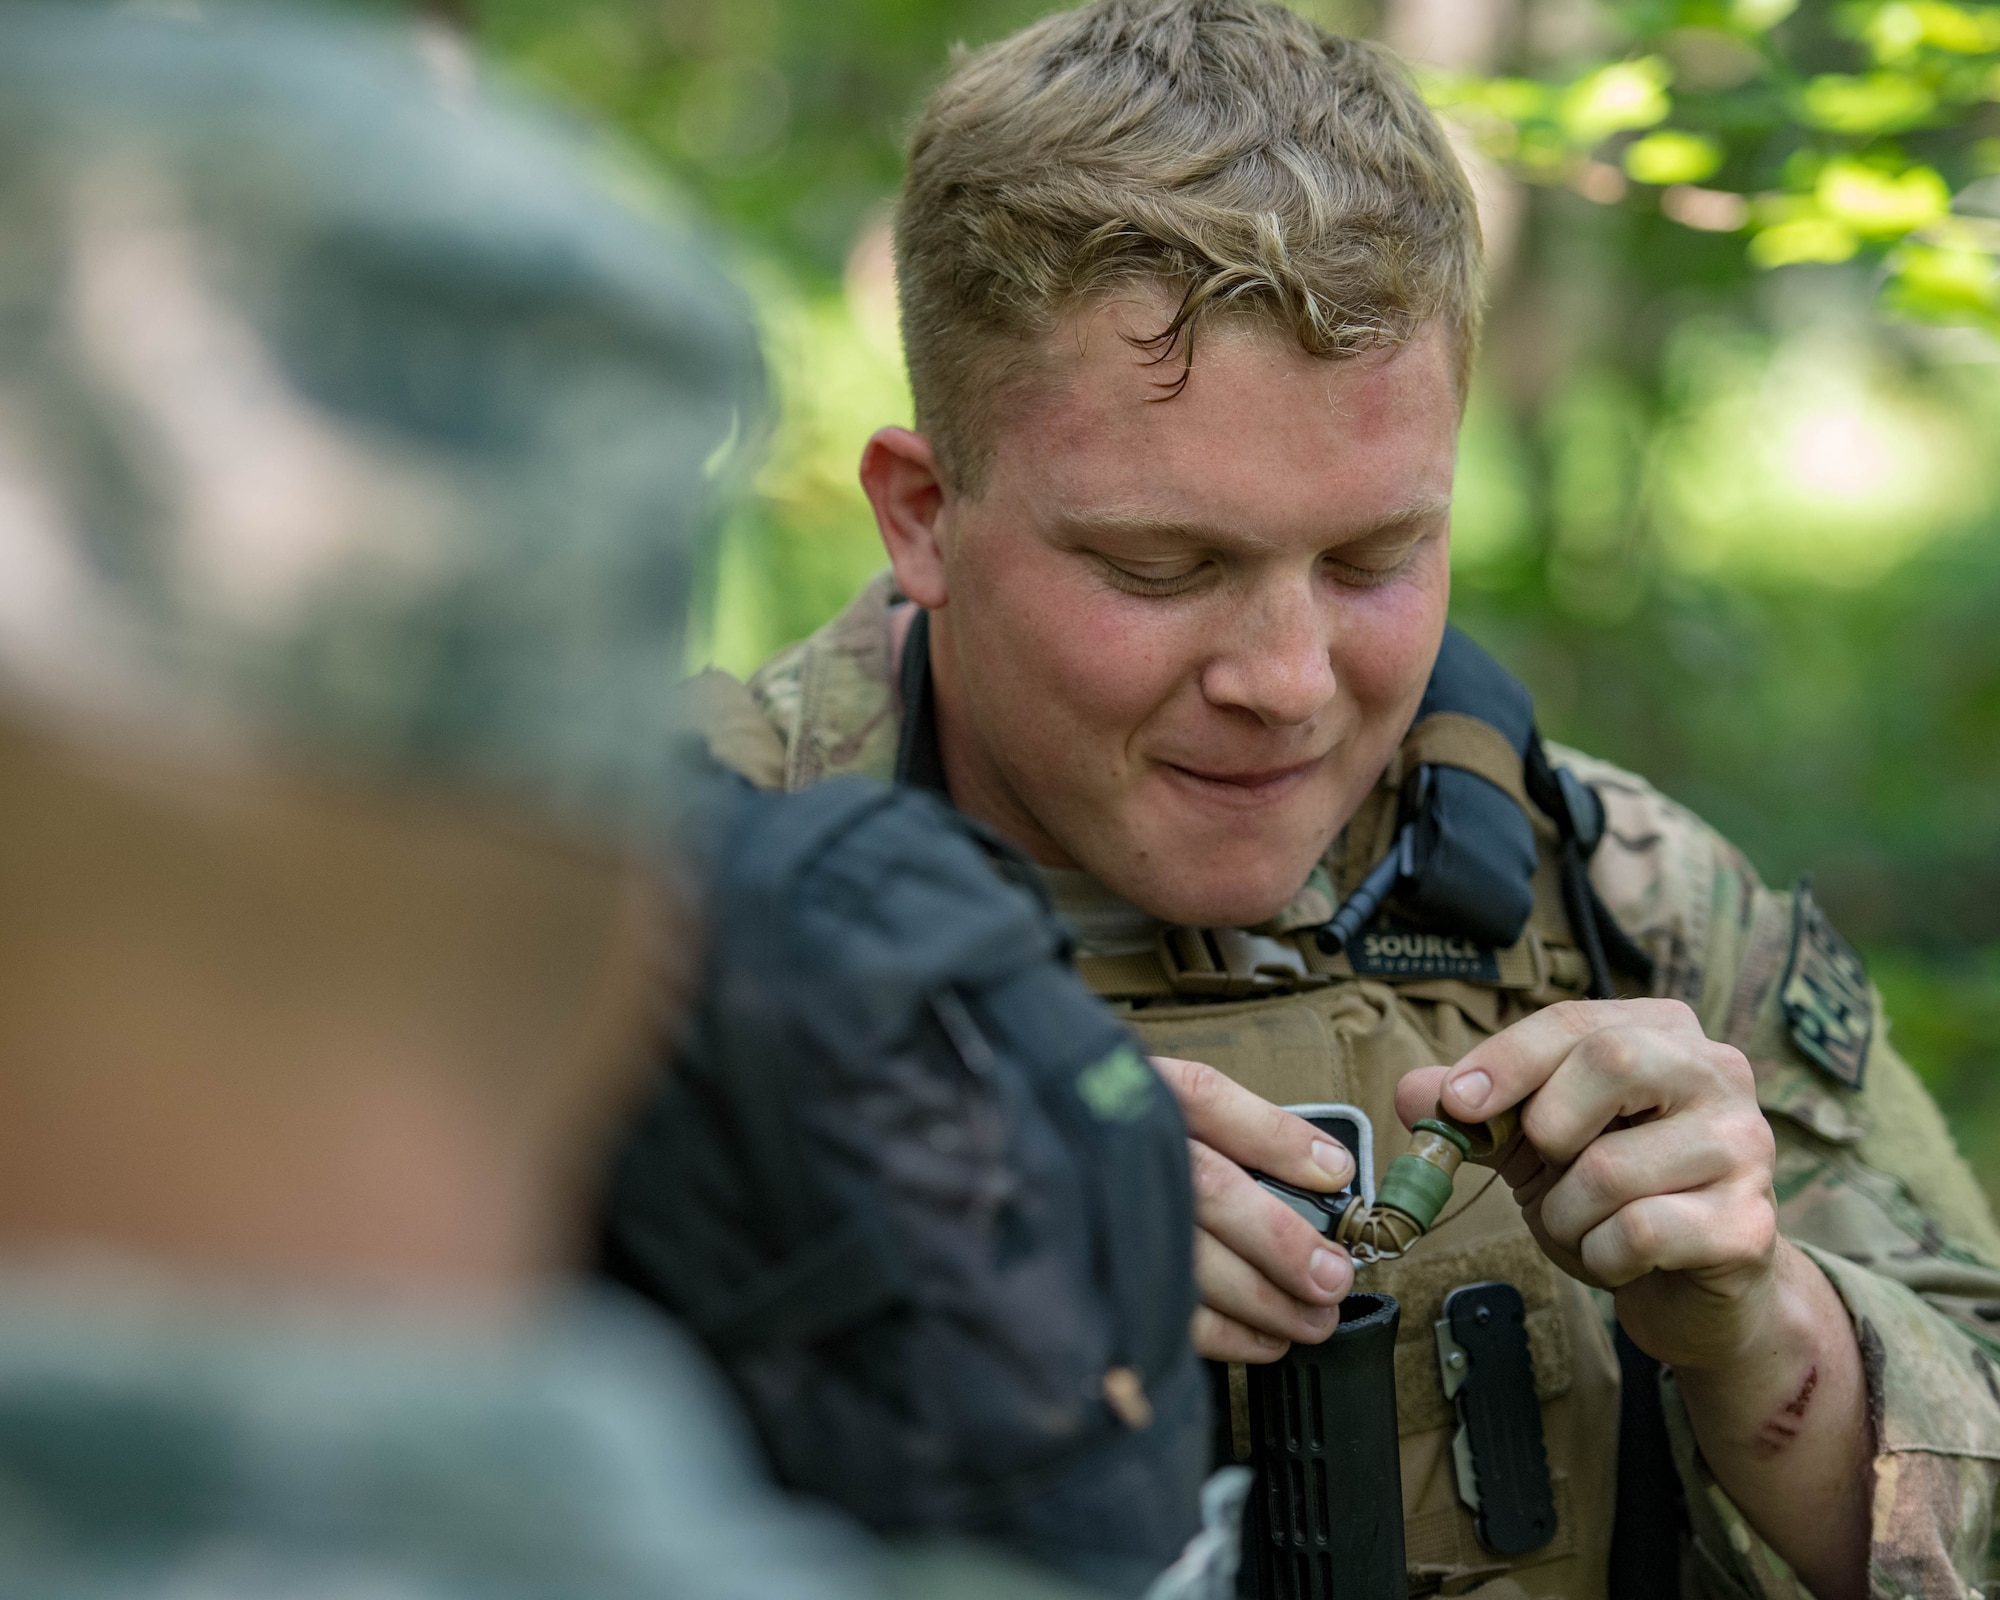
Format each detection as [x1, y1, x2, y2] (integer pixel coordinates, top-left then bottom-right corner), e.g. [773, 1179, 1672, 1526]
[680, 2, 2000, 1596]
[0, 6, 1099, 1596]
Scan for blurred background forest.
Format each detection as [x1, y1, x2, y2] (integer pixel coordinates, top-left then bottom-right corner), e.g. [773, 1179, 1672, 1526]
[464, 0, 2000, 1195]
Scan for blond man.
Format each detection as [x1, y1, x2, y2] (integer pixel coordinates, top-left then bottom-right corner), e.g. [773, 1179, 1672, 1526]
[689, 2, 2000, 1596]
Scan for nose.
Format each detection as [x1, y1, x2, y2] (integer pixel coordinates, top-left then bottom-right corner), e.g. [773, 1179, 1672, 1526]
[1199, 574, 1337, 728]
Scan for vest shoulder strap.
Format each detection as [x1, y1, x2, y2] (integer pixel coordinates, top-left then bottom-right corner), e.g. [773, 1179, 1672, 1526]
[1400, 711, 1535, 823]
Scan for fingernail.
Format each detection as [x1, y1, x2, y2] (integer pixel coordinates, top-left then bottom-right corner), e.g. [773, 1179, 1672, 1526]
[1311, 1139, 1353, 1182]
[1253, 1331, 1284, 1353]
[1309, 1248, 1350, 1294]
[1301, 1304, 1338, 1331]
[1450, 1069, 1492, 1115]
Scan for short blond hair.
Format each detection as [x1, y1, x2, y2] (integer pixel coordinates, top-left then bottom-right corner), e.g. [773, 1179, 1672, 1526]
[895, 0, 1483, 493]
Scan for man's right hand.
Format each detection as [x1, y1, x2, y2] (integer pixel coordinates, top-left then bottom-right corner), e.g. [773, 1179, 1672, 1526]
[1149, 1056, 1356, 1362]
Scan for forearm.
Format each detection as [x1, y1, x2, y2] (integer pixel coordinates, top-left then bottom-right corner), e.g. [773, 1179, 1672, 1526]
[1670, 1240, 1872, 1600]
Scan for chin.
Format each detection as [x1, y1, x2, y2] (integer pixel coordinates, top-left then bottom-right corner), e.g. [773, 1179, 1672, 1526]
[1115, 856, 1313, 930]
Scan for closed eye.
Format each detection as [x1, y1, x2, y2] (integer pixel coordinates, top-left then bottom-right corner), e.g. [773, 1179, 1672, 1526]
[1094, 557, 1214, 598]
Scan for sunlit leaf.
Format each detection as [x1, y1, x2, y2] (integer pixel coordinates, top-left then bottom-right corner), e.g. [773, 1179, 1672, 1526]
[1750, 215, 1862, 263]
[1732, 0, 1801, 32]
[1483, 77, 1558, 122]
[1866, 2, 1931, 61]
[1800, 71, 1938, 131]
[1884, 237, 2000, 317]
[1562, 58, 1674, 143]
[1816, 157, 1951, 233]
[1625, 129, 1726, 183]
[1865, 0, 2000, 57]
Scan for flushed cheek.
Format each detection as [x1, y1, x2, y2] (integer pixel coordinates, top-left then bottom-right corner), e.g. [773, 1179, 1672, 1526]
[1007, 590, 1196, 750]
[1330, 574, 1448, 714]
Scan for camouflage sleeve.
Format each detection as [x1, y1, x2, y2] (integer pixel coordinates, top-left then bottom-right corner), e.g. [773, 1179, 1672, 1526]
[1548, 744, 2000, 1597]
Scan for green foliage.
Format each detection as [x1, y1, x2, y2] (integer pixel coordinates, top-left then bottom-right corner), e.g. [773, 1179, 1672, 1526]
[1431, 0, 2000, 330]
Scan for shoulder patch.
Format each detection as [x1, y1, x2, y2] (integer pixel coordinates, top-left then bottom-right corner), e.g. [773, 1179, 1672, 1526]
[1780, 881, 1873, 1091]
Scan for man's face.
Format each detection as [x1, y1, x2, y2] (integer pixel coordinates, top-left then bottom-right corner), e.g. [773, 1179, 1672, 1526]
[924, 301, 1459, 928]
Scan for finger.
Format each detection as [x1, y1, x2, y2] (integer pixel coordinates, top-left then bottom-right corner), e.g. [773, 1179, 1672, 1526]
[1188, 1138, 1354, 1306]
[1192, 1304, 1289, 1364]
[1394, 1066, 1450, 1132]
[1576, 1185, 1776, 1288]
[1438, 998, 1708, 1126]
[1521, 1029, 1756, 1169]
[1154, 1056, 1353, 1192]
[1194, 1230, 1343, 1345]
[1497, 1134, 1549, 1192]
[1535, 1117, 1750, 1252]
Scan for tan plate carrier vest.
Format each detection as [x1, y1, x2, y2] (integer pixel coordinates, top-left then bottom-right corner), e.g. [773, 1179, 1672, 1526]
[694, 676, 1630, 1600]
[1065, 719, 1627, 1600]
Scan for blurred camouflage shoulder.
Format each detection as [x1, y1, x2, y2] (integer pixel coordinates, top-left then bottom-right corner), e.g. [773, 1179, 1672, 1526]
[741, 569, 901, 790]
[1549, 741, 2000, 1284]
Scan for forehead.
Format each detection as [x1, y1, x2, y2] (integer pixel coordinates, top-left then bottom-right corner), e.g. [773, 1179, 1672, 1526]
[986, 300, 1460, 536]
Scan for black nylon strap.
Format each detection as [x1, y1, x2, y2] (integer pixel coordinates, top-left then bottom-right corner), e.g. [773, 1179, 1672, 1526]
[1607, 1322, 1690, 1598]
[1526, 734, 1656, 998]
[894, 608, 948, 793]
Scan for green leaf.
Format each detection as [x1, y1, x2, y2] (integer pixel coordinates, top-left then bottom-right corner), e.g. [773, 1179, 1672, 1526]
[1733, 0, 1801, 31]
[1749, 215, 1862, 263]
[1865, 0, 2000, 60]
[1562, 58, 1674, 143]
[1816, 156, 1951, 233]
[1800, 71, 1938, 131]
[1884, 237, 2000, 317]
[1625, 129, 1726, 183]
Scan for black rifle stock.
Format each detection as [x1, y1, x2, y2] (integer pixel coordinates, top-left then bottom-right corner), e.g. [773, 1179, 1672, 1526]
[1221, 1290, 1407, 1600]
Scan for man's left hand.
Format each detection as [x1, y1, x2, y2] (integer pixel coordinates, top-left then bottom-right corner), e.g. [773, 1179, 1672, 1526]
[1395, 998, 1779, 1370]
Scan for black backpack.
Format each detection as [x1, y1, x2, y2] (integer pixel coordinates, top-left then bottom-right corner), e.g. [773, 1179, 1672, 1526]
[599, 774, 1207, 1595]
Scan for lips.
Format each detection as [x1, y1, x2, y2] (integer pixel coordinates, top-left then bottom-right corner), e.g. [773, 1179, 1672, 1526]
[1161, 755, 1325, 796]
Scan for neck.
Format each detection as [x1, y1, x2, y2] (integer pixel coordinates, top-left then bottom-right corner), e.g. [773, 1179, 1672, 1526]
[920, 604, 1079, 870]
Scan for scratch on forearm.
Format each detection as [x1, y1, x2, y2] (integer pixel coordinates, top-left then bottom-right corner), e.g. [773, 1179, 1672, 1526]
[1750, 1364, 1819, 1459]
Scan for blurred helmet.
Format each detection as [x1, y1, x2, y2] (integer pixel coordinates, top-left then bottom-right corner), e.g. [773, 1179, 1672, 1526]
[0, 2, 762, 836]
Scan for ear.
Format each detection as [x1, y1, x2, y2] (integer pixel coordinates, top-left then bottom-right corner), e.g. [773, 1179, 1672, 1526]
[859, 427, 950, 609]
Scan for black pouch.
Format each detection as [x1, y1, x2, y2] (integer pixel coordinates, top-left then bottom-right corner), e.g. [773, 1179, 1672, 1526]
[599, 773, 1207, 1595]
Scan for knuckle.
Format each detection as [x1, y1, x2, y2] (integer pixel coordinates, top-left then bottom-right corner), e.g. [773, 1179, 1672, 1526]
[1545, 999, 1600, 1038]
[1705, 1042, 1755, 1093]
[1614, 1203, 1663, 1265]
[1176, 1059, 1226, 1116]
[1187, 1140, 1233, 1198]
[1649, 997, 1699, 1033]
[1710, 1109, 1774, 1172]
[1587, 1026, 1646, 1082]
[1572, 1142, 1625, 1206]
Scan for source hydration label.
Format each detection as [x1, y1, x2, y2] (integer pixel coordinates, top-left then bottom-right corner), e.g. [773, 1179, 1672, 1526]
[1346, 926, 1501, 982]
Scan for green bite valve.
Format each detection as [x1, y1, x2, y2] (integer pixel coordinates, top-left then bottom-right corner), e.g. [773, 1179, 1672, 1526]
[1327, 1105, 1518, 1265]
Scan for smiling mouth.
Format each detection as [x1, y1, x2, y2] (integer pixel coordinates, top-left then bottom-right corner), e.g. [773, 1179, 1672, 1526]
[1163, 757, 1325, 796]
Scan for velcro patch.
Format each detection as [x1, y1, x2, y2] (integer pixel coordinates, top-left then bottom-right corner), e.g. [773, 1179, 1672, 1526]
[1780, 881, 1873, 1091]
[1347, 923, 1501, 983]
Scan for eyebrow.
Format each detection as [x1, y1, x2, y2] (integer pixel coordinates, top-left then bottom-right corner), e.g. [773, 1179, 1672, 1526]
[1060, 494, 1453, 552]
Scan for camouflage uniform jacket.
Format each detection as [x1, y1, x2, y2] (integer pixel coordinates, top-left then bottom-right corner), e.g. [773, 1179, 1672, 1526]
[692, 571, 2000, 1600]
[0, 1259, 1099, 1600]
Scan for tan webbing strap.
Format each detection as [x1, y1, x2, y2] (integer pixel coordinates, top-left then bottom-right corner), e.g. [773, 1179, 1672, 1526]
[671, 669, 787, 789]
[1073, 951, 1176, 999]
[1399, 712, 1533, 819]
